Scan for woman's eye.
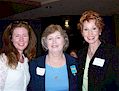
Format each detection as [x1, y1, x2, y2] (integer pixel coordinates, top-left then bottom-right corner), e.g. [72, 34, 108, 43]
[93, 27, 96, 30]
[83, 28, 88, 31]
[23, 35, 28, 37]
[92, 27, 97, 31]
[15, 35, 19, 37]
[48, 38, 52, 40]
[57, 36, 61, 39]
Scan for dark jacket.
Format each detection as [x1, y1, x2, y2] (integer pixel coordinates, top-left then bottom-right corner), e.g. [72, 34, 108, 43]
[78, 42, 119, 91]
[27, 53, 80, 91]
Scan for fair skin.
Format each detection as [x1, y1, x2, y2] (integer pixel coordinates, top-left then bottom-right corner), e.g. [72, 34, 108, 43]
[82, 19, 101, 58]
[46, 31, 66, 67]
[11, 27, 29, 58]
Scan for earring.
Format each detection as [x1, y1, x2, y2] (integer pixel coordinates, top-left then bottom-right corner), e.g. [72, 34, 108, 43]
[99, 33, 101, 35]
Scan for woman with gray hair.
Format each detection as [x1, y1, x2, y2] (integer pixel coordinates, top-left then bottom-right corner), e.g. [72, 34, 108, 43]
[27, 24, 80, 91]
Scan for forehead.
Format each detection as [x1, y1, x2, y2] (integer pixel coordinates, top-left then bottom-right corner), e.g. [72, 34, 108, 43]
[47, 31, 61, 37]
[83, 19, 97, 28]
[13, 27, 28, 34]
[84, 19, 96, 24]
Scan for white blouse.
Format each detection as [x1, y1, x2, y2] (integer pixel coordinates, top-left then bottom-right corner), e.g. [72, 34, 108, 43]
[0, 53, 8, 91]
[0, 53, 30, 91]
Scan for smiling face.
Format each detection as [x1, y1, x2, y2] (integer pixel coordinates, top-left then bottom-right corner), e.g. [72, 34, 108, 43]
[82, 19, 101, 45]
[46, 31, 65, 53]
[11, 27, 29, 54]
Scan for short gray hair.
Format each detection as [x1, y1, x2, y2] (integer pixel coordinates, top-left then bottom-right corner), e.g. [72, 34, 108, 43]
[41, 24, 69, 51]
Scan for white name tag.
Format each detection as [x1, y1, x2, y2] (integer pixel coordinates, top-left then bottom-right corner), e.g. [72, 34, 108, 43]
[92, 58, 105, 67]
[36, 67, 45, 76]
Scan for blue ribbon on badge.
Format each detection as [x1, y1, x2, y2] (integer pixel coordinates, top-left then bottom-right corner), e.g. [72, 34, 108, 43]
[70, 65, 77, 76]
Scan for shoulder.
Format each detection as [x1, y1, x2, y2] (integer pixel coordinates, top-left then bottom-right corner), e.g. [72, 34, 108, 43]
[29, 55, 46, 66]
[0, 53, 8, 63]
[0, 53, 8, 70]
[77, 46, 88, 57]
[65, 53, 75, 60]
[64, 53, 79, 64]
[102, 42, 115, 49]
[101, 43, 119, 53]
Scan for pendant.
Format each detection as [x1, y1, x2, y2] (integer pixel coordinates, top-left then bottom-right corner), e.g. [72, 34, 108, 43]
[54, 76, 58, 79]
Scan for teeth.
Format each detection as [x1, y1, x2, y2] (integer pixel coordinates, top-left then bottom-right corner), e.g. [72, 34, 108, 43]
[18, 44, 24, 46]
[88, 37, 94, 40]
[52, 45, 57, 47]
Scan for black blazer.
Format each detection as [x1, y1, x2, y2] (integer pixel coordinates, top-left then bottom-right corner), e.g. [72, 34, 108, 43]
[78, 42, 119, 91]
[27, 53, 80, 91]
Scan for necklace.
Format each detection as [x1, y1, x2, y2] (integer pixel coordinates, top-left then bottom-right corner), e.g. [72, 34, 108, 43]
[47, 59, 59, 80]
[54, 75, 58, 79]
[46, 55, 65, 80]
[48, 64, 59, 80]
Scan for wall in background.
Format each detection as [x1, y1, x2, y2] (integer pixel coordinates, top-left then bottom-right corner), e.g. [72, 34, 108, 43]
[113, 15, 119, 48]
[40, 15, 116, 51]
[0, 15, 117, 56]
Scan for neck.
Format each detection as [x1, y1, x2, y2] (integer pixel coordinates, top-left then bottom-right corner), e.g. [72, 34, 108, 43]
[88, 41, 101, 58]
[46, 53, 65, 67]
[89, 40, 101, 51]
[19, 54, 24, 63]
[49, 51, 63, 58]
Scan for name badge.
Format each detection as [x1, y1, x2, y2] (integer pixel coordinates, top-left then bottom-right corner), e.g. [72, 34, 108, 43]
[92, 58, 105, 67]
[36, 67, 45, 76]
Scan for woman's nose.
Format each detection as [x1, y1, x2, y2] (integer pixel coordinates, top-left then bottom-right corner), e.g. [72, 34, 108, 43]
[19, 36, 24, 41]
[88, 30, 93, 35]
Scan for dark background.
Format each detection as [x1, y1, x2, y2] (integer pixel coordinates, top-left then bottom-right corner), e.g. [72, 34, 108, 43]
[0, 15, 116, 56]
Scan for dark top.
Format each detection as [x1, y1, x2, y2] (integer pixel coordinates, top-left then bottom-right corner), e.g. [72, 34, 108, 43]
[78, 42, 119, 91]
[27, 53, 81, 91]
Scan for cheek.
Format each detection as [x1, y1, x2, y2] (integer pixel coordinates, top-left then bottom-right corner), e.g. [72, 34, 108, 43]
[46, 42, 51, 49]
[94, 32, 100, 36]
[63, 40, 66, 46]
[24, 40, 29, 48]
[25, 39, 29, 43]
[81, 32, 87, 38]
[26, 40, 29, 45]
[81, 31, 86, 36]
[11, 38, 18, 44]
[59, 39, 65, 46]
